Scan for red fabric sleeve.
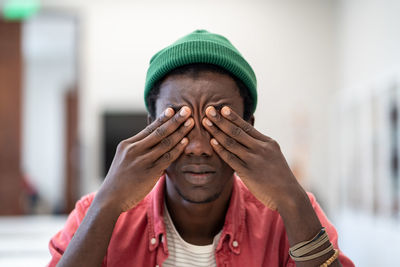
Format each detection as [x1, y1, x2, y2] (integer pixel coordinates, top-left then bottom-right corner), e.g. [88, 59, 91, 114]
[286, 192, 355, 267]
[47, 193, 96, 267]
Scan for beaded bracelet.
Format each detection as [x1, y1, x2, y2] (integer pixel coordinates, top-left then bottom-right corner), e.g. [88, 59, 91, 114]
[320, 249, 339, 267]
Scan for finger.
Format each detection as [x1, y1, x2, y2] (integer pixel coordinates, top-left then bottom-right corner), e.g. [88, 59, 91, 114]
[205, 106, 257, 149]
[202, 117, 248, 160]
[152, 137, 189, 171]
[126, 107, 175, 143]
[142, 106, 192, 147]
[213, 106, 267, 142]
[209, 138, 246, 172]
[146, 117, 194, 156]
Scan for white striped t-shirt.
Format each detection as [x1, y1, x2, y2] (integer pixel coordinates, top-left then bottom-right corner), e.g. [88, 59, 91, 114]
[162, 203, 221, 267]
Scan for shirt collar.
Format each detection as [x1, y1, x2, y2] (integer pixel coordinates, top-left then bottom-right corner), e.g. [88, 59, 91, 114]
[146, 175, 167, 252]
[215, 173, 245, 255]
[146, 174, 246, 254]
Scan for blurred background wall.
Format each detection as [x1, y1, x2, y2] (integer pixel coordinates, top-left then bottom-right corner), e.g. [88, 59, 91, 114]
[43, 0, 339, 212]
[0, 0, 399, 266]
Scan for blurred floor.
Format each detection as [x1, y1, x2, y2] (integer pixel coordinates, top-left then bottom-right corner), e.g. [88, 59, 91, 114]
[1, 213, 398, 267]
[0, 216, 66, 267]
[336, 209, 400, 267]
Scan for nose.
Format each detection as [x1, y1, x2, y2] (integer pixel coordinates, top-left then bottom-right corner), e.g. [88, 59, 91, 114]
[184, 117, 213, 157]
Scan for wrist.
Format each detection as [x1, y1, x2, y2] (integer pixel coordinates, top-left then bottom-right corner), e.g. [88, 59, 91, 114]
[93, 189, 125, 216]
[274, 182, 307, 213]
[274, 184, 323, 246]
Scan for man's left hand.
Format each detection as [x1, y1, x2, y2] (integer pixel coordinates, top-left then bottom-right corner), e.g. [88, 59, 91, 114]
[202, 105, 302, 211]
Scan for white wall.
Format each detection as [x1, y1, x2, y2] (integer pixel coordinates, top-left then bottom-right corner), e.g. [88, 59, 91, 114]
[38, 0, 337, 210]
[332, 0, 400, 266]
[337, 0, 400, 89]
[68, 0, 337, 201]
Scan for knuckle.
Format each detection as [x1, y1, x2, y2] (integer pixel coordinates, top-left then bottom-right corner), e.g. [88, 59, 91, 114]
[231, 126, 242, 137]
[171, 114, 179, 124]
[248, 152, 257, 163]
[269, 139, 281, 150]
[157, 115, 165, 124]
[260, 142, 269, 151]
[227, 152, 236, 161]
[134, 155, 147, 166]
[124, 144, 138, 158]
[160, 137, 171, 147]
[225, 137, 236, 148]
[163, 152, 171, 161]
[128, 143, 137, 152]
[242, 124, 252, 133]
[207, 123, 218, 133]
[117, 140, 128, 151]
[146, 125, 155, 135]
[155, 127, 166, 137]
[230, 113, 239, 121]
[146, 161, 156, 170]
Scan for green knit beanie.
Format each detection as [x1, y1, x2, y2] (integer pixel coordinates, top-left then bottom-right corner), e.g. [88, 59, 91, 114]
[144, 29, 257, 113]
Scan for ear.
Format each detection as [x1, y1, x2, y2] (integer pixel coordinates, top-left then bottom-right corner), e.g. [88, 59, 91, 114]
[248, 115, 255, 126]
[147, 114, 154, 125]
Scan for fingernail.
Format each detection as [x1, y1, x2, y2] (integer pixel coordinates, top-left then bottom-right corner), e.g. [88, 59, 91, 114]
[204, 118, 213, 126]
[211, 139, 218, 145]
[165, 108, 174, 117]
[180, 106, 189, 117]
[207, 106, 217, 117]
[184, 118, 192, 127]
[222, 106, 230, 116]
[181, 138, 188, 144]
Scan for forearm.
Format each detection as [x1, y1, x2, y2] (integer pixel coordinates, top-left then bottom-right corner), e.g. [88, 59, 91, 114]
[277, 184, 341, 267]
[57, 195, 121, 267]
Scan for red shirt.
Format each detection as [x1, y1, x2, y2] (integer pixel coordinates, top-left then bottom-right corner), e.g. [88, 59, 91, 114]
[48, 175, 354, 267]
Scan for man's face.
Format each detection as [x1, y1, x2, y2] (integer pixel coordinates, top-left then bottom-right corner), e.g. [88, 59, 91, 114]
[155, 71, 244, 204]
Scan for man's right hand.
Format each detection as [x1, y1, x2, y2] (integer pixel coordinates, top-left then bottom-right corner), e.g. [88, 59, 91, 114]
[56, 107, 193, 267]
[95, 106, 193, 213]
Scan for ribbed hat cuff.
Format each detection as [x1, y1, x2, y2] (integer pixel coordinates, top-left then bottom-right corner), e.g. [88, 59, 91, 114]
[144, 36, 257, 114]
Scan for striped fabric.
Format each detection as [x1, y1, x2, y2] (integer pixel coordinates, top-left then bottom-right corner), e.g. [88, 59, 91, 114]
[162, 204, 221, 267]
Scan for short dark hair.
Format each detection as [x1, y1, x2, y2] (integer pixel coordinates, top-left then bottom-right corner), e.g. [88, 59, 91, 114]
[146, 63, 254, 121]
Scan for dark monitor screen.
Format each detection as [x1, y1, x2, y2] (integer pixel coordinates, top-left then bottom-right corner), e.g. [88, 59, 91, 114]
[103, 112, 148, 177]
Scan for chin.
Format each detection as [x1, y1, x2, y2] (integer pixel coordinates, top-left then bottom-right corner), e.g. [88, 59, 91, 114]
[165, 167, 234, 204]
[176, 188, 221, 204]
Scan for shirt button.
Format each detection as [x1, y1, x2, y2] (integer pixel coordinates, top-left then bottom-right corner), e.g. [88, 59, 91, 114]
[155, 265, 159, 267]
[151, 237, 157, 245]
[232, 240, 239, 247]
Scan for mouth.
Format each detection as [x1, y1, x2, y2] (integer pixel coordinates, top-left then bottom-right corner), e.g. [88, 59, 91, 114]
[181, 165, 216, 185]
[183, 172, 216, 185]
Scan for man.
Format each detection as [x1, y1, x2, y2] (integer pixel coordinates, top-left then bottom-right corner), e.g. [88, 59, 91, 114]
[49, 30, 354, 267]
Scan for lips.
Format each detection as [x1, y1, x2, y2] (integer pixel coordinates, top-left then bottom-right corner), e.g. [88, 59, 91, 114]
[181, 164, 216, 174]
[181, 165, 216, 185]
